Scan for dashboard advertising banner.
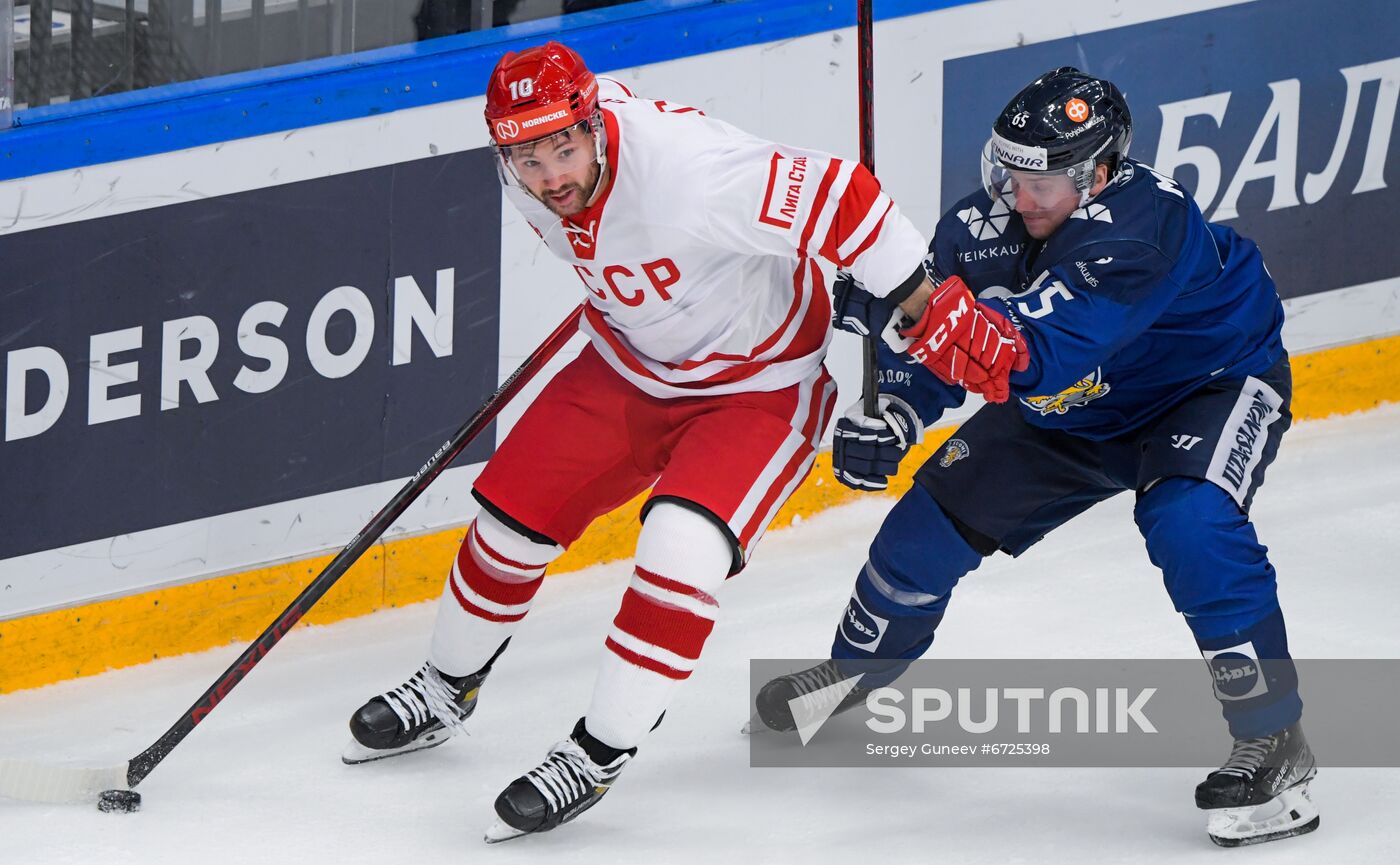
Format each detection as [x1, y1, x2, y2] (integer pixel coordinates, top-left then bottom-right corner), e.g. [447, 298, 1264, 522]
[0, 149, 502, 560]
[940, 0, 1399, 301]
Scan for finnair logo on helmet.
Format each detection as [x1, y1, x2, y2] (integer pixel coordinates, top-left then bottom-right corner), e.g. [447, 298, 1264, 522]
[522, 108, 569, 129]
[991, 133, 1048, 171]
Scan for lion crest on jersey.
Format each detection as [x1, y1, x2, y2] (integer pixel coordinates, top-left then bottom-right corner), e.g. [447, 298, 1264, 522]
[938, 438, 970, 467]
[1022, 369, 1112, 415]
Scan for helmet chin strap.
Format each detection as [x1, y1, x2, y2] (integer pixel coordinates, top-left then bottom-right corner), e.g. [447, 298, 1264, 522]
[582, 121, 610, 207]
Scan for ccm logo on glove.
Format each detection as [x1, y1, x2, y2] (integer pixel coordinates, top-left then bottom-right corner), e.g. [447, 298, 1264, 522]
[894, 276, 1029, 403]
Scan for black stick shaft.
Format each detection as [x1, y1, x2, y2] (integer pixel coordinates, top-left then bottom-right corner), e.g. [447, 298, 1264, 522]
[126, 306, 585, 788]
[857, 0, 879, 417]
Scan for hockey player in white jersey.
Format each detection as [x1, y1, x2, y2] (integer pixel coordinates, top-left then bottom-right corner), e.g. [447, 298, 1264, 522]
[341, 41, 998, 842]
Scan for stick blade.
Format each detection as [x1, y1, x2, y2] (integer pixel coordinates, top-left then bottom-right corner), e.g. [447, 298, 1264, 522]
[0, 758, 130, 804]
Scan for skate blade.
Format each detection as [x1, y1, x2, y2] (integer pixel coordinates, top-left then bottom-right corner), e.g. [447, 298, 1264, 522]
[340, 730, 452, 765]
[1206, 781, 1320, 847]
[741, 711, 796, 735]
[484, 817, 528, 844]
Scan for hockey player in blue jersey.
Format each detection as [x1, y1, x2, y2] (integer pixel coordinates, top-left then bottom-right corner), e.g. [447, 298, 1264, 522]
[751, 68, 1317, 847]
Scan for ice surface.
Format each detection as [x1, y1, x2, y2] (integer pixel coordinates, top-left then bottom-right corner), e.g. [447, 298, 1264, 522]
[4, 406, 1399, 864]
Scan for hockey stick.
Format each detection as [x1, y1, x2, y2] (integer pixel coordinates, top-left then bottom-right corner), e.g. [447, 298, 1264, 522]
[857, 0, 880, 417]
[0, 304, 585, 806]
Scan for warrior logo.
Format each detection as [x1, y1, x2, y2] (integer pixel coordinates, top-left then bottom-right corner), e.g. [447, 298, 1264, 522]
[939, 438, 970, 467]
[1022, 369, 1111, 415]
[1171, 434, 1204, 450]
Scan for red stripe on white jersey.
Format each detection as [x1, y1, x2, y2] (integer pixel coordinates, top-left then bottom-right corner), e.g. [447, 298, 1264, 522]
[841, 208, 891, 269]
[662, 258, 812, 372]
[817, 164, 888, 265]
[581, 260, 829, 393]
[794, 160, 847, 256]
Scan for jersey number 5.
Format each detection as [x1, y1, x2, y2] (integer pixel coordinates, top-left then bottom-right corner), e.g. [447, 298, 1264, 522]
[1016, 279, 1074, 320]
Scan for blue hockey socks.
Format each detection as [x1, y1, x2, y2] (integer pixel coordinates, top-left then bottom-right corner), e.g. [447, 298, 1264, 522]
[831, 484, 984, 687]
[1136, 477, 1301, 737]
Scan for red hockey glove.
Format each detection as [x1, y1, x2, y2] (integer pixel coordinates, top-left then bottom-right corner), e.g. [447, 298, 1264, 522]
[898, 276, 1029, 403]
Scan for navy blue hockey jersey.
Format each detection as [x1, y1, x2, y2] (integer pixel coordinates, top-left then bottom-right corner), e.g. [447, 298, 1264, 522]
[890, 160, 1286, 440]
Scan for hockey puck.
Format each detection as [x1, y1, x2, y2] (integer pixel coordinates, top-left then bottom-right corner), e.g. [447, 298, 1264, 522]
[97, 789, 142, 813]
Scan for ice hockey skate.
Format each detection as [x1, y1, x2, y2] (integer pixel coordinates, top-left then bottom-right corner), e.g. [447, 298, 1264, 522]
[743, 659, 872, 735]
[341, 661, 490, 764]
[1195, 722, 1319, 847]
[484, 718, 634, 843]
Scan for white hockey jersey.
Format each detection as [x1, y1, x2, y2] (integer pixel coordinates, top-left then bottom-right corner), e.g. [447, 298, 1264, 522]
[503, 78, 928, 398]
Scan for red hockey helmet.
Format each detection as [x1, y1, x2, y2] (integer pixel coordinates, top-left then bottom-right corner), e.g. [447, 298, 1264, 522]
[484, 41, 600, 147]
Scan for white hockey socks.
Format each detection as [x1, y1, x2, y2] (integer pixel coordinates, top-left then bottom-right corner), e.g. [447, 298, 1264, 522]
[429, 508, 562, 678]
[586, 502, 733, 749]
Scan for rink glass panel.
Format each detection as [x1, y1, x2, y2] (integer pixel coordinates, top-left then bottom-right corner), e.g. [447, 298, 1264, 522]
[8, 0, 640, 108]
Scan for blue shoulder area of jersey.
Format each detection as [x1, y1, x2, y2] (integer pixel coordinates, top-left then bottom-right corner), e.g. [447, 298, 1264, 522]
[931, 161, 1286, 440]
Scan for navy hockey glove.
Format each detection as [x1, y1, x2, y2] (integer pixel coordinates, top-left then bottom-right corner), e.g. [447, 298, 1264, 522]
[832, 271, 904, 339]
[832, 395, 924, 491]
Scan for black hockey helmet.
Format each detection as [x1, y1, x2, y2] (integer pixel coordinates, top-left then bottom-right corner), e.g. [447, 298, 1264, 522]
[982, 67, 1133, 208]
